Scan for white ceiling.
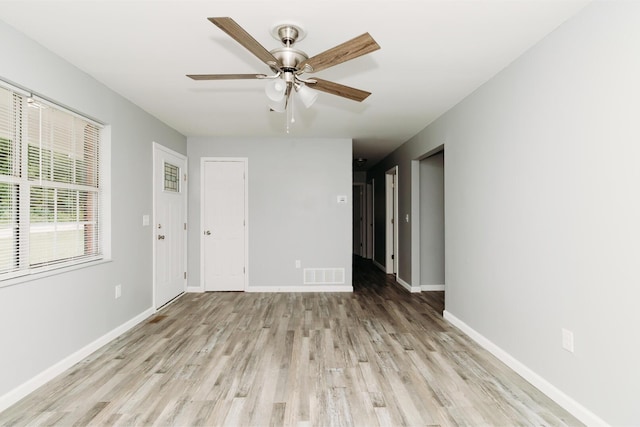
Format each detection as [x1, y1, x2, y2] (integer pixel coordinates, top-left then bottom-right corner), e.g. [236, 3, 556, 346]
[0, 0, 588, 167]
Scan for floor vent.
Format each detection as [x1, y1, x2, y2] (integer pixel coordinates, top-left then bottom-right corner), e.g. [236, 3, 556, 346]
[303, 268, 345, 285]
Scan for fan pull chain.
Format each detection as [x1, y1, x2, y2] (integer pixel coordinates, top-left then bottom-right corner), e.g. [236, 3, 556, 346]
[286, 89, 295, 133]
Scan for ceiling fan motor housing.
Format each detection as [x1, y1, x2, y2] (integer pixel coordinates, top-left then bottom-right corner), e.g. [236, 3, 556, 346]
[270, 47, 308, 72]
[268, 24, 310, 73]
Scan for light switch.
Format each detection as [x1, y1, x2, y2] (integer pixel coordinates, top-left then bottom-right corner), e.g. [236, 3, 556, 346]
[337, 195, 348, 204]
[142, 215, 150, 226]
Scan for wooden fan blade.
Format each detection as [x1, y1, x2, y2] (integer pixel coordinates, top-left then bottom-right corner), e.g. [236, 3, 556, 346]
[187, 74, 267, 80]
[308, 78, 371, 102]
[208, 17, 282, 69]
[299, 33, 380, 73]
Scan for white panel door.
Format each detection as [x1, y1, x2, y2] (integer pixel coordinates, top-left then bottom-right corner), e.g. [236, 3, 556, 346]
[203, 160, 246, 291]
[154, 145, 187, 308]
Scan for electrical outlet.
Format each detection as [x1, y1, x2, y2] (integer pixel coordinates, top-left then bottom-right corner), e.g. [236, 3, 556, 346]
[295, 260, 301, 269]
[562, 328, 574, 353]
[115, 284, 122, 299]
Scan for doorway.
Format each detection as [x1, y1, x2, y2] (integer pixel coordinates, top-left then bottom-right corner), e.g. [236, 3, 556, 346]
[385, 166, 398, 274]
[366, 182, 373, 259]
[153, 143, 187, 309]
[201, 158, 248, 291]
[352, 184, 365, 257]
[419, 151, 445, 291]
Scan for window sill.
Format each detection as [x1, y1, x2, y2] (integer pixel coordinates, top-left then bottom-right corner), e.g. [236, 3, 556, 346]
[0, 258, 113, 289]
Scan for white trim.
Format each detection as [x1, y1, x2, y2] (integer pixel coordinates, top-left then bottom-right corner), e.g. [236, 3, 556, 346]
[371, 178, 376, 262]
[100, 126, 112, 260]
[152, 143, 188, 309]
[0, 307, 154, 413]
[421, 284, 445, 291]
[385, 172, 392, 272]
[443, 310, 609, 427]
[397, 276, 421, 293]
[186, 286, 204, 293]
[0, 259, 111, 289]
[372, 258, 386, 272]
[200, 157, 249, 292]
[246, 285, 353, 293]
[385, 167, 399, 274]
[412, 145, 446, 296]
[410, 160, 421, 288]
[393, 170, 399, 276]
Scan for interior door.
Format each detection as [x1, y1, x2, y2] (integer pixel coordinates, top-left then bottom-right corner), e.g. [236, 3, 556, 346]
[154, 144, 187, 308]
[202, 159, 246, 291]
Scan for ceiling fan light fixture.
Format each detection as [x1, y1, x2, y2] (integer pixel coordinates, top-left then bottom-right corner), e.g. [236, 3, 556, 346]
[294, 82, 318, 109]
[189, 17, 380, 131]
[268, 96, 287, 113]
[265, 79, 286, 101]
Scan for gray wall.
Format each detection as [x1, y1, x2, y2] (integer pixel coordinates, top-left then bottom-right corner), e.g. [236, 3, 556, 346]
[370, 2, 640, 424]
[187, 137, 352, 289]
[0, 21, 186, 398]
[419, 152, 444, 286]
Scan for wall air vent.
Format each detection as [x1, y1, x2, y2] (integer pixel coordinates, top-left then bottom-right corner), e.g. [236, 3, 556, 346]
[303, 268, 345, 285]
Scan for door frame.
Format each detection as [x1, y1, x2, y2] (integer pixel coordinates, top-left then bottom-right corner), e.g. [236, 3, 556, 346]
[353, 183, 366, 257]
[372, 178, 376, 262]
[200, 157, 249, 291]
[366, 182, 373, 259]
[385, 166, 399, 274]
[412, 145, 446, 292]
[152, 142, 188, 310]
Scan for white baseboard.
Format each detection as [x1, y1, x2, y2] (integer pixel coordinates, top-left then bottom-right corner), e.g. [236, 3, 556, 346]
[246, 285, 353, 293]
[0, 307, 155, 413]
[396, 276, 421, 293]
[443, 310, 609, 427]
[421, 284, 445, 291]
[372, 259, 386, 272]
[186, 286, 204, 293]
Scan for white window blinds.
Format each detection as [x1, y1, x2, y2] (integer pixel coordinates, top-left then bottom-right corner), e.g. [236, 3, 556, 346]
[0, 87, 22, 275]
[0, 83, 103, 279]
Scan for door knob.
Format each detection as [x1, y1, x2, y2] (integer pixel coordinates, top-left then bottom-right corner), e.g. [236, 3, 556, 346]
[204, 230, 211, 236]
[158, 235, 165, 240]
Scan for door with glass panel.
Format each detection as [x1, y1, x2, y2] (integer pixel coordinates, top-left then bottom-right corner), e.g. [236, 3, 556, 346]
[154, 144, 187, 308]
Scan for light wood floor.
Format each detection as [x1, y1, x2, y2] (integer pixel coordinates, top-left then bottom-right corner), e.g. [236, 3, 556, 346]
[0, 258, 582, 426]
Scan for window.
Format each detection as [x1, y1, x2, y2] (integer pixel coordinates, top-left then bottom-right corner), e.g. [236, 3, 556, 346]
[164, 162, 179, 192]
[0, 83, 104, 280]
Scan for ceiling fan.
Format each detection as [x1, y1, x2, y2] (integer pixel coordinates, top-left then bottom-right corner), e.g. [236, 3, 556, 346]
[187, 17, 380, 123]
